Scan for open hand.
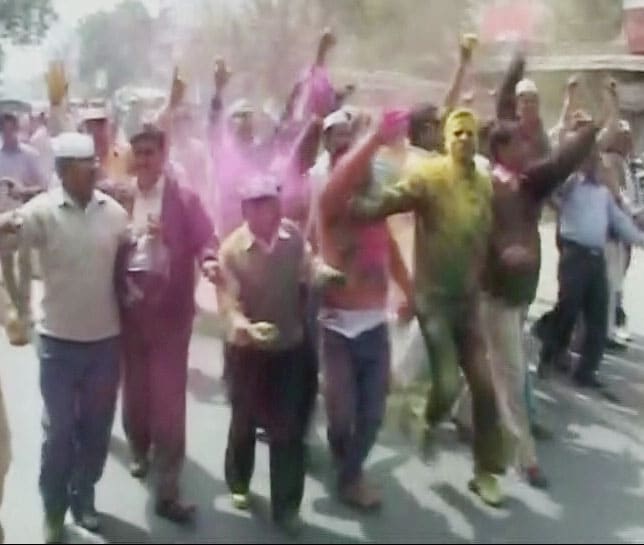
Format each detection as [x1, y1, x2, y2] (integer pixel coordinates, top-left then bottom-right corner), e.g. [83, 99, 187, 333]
[46, 61, 69, 106]
[460, 33, 478, 63]
[315, 263, 346, 287]
[320, 28, 337, 52]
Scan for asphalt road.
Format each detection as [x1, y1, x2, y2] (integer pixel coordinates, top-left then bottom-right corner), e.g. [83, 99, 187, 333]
[1, 223, 644, 544]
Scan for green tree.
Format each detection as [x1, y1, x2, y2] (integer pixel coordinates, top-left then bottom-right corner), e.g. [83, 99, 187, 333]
[0, 0, 55, 43]
[77, 0, 154, 95]
[0, 0, 56, 68]
[194, 0, 471, 101]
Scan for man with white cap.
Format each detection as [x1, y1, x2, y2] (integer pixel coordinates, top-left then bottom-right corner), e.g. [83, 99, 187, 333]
[218, 172, 343, 535]
[0, 132, 129, 543]
[81, 104, 134, 190]
[305, 108, 354, 245]
[497, 52, 550, 163]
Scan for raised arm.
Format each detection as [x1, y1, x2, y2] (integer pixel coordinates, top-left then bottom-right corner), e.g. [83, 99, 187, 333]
[443, 34, 477, 113]
[319, 111, 409, 220]
[315, 28, 337, 67]
[549, 75, 582, 147]
[155, 67, 187, 140]
[496, 51, 525, 121]
[596, 77, 621, 152]
[526, 122, 599, 201]
[208, 59, 232, 144]
[46, 62, 76, 136]
[285, 117, 324, 176]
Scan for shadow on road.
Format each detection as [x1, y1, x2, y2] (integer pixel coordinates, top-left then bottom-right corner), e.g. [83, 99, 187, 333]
[187, 367, 228, 405]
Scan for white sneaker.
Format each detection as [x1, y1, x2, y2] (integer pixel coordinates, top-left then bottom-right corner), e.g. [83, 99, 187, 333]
[615, 327, 632, 343]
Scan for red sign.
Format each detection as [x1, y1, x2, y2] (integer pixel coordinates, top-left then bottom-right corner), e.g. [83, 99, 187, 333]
[624, 0, 644, 53]
[479, 1, 544, 44]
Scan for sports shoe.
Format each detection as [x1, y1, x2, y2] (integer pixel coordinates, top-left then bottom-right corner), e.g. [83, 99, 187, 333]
[232, 493, 250, 511]
[155, 499, 196, 525]
[340, 477, 382, 510]
[525, 466, 549, 489]
[468, 472, 503, 507]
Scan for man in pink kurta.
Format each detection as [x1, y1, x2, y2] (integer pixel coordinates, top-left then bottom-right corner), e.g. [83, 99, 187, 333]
[120, 124, 218, 524]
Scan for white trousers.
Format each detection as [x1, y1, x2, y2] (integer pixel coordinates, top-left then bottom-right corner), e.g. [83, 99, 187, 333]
[455, 294, 537, 468]
[605, 240, 627, 339]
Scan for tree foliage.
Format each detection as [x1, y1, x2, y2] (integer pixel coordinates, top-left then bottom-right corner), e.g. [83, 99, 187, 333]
[194, 0, 472, 101]
[77, 0, 154, 95]
[0, 0, 56, 44]
[0, 0, 56, 70]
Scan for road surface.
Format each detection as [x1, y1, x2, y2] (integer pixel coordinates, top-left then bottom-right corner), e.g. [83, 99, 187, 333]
[1, 223, 644, 544]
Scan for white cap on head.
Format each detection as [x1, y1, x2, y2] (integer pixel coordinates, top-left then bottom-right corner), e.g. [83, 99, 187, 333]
[619, 120, 632, 133]
[239, 173, 281, 201]
[52, 132, 95, 159]
[515, 78, 539, 96]
[323, 109, 352, 132]
[228, 99, 254, 117]
[82, 105, 109, 122]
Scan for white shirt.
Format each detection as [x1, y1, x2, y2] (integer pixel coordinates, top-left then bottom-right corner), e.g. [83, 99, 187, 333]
[16, 187, 129, 341]
[132, 175, 165, 236]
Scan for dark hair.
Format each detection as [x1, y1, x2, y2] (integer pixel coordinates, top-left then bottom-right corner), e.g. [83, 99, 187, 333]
[489, 120, 520, 162]
[130, 125, 166, 150]
[0, 112, 18, 128]
[409, 102, 438, 147]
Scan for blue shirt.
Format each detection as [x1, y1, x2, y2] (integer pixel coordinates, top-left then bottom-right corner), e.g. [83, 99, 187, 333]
[559, 173, 644, 250]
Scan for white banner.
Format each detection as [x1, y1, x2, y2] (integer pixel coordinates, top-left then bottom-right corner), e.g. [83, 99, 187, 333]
[624, 0, 644, 10]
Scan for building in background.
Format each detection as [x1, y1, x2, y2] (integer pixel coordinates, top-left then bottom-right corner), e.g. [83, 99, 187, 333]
[473, 0, 644, 152]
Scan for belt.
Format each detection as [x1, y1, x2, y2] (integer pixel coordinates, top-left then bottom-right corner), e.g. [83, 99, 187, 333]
[560, 238, 603, 257]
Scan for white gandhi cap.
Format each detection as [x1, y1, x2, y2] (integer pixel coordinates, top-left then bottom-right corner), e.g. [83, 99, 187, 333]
[323, 109, 352, 131]
[619, 120, 632, 133]
[239, 173, 281, 201]
[515, 78, 539, 96]
[52, 132, 95, 159]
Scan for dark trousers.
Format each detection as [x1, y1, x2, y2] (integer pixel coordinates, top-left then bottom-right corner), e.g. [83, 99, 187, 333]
[224, 343, 310, 521]
[122, 318, 192, 502]
[541, 240, 608, 379]
[38, 334, 120, 519]
[321, 324, 390, 488]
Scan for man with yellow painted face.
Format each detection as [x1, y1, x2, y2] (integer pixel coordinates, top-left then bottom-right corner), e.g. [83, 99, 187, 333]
[343, 108, 505, 506]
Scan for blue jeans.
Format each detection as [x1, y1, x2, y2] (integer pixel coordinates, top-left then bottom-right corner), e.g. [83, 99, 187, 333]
[321, 324, 390, 488]
[38, 334, 120, 519]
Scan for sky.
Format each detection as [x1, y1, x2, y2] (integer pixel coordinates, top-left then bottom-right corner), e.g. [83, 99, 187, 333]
[2, 0, 161, 96]
[53, 0, 160, 24]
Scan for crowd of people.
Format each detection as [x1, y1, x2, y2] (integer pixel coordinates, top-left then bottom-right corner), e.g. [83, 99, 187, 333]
[0, 29, 641, 543]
